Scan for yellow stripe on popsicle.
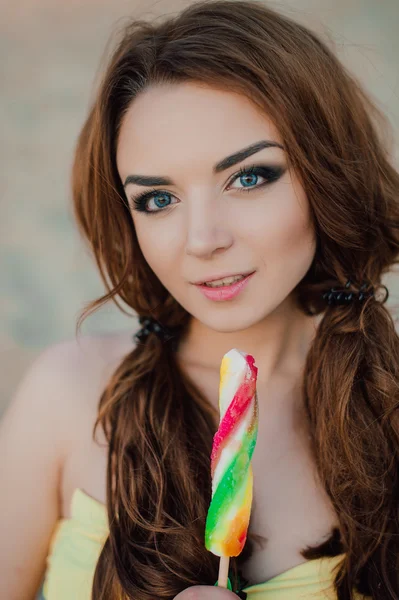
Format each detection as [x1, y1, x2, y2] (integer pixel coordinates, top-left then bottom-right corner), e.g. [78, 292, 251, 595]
[205, 349, 258, 557]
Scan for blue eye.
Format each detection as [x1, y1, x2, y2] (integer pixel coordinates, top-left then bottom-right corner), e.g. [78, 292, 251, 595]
[149, 192, 174, 211]
[233, 169, 261, 189]
[130, 189, 177, 214]
[130, 164, 285, 214]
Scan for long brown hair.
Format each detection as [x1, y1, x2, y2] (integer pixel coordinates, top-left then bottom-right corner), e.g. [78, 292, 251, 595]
[71, 1, 399, 598]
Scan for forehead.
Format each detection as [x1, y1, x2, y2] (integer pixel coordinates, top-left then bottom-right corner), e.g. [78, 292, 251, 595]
[116, 81, 282, 178]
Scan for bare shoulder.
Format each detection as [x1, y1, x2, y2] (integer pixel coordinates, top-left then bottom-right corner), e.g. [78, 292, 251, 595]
[54, 329, 137, 514]
[1, 328, 136, 486]
[0, 329, 136, 598]
[49, 329, 136, 413]
[10, 329, 135, 421]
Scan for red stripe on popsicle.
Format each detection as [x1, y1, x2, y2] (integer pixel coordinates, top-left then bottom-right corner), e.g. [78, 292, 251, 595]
[210, 355, 258, 477]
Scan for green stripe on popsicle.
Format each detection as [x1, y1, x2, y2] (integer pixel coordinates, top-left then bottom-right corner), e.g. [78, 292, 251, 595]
[205, 423, 257, 553]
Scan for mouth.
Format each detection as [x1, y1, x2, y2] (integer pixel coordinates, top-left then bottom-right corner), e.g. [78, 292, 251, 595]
[193, 270, 256, 287]
[193, 271, 256, 301]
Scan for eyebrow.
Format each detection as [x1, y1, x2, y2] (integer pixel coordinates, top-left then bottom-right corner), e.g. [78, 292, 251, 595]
[123, 139, 285, 188]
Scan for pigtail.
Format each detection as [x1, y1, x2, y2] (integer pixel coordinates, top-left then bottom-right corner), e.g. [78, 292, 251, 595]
[303, 284, 399, 598]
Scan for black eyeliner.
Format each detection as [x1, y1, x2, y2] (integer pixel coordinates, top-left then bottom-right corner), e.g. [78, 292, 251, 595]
[129, 163, 286, 213]
[130, 187, 165, 213]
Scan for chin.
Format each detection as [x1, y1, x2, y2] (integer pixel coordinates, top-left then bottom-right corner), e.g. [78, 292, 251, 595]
[198, 310, 265, 334]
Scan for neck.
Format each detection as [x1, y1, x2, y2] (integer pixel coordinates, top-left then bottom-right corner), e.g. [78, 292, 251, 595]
[177, 294, 321, 386]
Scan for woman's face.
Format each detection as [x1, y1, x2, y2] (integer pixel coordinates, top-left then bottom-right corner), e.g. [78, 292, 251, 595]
[116, 81, 316, 332]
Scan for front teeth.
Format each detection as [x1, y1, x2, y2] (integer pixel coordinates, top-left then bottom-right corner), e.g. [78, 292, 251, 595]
[204, 274, 246, 288]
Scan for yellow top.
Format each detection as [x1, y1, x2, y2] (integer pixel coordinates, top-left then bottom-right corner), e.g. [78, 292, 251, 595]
[42, 488, 369, 600]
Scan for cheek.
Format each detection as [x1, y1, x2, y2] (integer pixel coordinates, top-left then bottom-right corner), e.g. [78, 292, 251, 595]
[269, 203, 314, 255]
[246, 191, 315, 280]
[133, 217, 179, 278]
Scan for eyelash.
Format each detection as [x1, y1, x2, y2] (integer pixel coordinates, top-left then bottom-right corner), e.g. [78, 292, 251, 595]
[129, 163, 285, 214]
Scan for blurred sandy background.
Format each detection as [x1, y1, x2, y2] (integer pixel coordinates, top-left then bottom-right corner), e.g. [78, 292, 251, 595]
[1, 0, 399, 417]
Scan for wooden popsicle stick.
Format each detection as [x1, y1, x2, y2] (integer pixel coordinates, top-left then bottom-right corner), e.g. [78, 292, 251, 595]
[217, 556, 230, 588]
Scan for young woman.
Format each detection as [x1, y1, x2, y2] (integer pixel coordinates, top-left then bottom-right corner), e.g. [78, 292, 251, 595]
[1, 1, 399, 599]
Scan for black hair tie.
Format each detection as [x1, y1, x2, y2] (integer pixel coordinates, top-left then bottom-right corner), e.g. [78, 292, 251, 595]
[133, 316, 180, 346]
[322, 279, 387, 306]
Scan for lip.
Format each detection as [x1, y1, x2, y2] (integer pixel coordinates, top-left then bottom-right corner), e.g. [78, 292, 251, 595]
[192, 270, 255, 285]
[194, 271, 255, 302]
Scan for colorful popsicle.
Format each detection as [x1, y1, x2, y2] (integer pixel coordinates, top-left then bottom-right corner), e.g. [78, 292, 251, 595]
[205, 348, 259, 587]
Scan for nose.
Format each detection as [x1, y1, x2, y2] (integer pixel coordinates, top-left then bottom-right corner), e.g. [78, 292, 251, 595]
[185, 197, 233, 259]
